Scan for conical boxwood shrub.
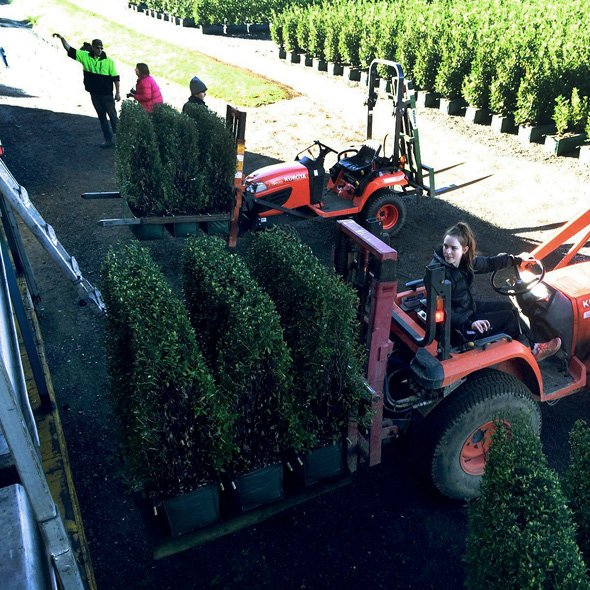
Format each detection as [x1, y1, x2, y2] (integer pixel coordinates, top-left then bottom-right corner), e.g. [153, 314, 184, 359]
[465, 419, 588, 589]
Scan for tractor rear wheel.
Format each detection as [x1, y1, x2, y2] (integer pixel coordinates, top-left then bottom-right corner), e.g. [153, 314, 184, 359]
[424, 369, 541, 500]
[360, 190, 407, 237]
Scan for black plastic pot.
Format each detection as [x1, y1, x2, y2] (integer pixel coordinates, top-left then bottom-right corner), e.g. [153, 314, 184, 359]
[163, 484, 221, 536]
[288, 441, 345, 487]
[122, 201, 166, 240]
[234, 463, 284, 512]
[201, 24, 224, 35]
[247, 23, 270, 35]
[224, 24, 247, 36]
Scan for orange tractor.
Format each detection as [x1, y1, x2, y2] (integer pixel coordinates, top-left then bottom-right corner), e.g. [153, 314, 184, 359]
[240, 60, 477, 239]
[337, 206, 590, 499]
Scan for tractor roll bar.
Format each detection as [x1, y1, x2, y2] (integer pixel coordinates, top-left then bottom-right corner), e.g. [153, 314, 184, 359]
[366, 59, 404, 153]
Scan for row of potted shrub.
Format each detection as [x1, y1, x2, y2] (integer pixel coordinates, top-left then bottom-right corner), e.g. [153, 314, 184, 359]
[271, 0, 590, 132]
[101, 230, 367, 536]
[115, 100, 236, 221]
[129, 0, 313, 26]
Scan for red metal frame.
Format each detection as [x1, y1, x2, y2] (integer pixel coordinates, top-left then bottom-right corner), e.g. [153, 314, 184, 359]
[337, 220, 397, 469]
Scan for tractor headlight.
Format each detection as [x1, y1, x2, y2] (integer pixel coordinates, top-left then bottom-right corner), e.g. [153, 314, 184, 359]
[246, 181, 268, 194]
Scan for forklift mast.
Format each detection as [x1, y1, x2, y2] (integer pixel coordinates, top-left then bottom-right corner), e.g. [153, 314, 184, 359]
[365, 59, 433, 196]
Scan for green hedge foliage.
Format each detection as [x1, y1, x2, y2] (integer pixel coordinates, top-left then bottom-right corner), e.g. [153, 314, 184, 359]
[101, 241, 232, 500]
[271, 0, 590, 128]
[182, 236, 299, 471]
[553, 88, 590, 135]
[183, 103, 235, 213]
[115, 101, 170, 217]
[247, 228, 367, 450]
[102, 232, 368, 491]
[135, 0, 317, 25]
[564, 420, 590, 564]
[115, 100, 235, 217]
[465, 420, 589, 589]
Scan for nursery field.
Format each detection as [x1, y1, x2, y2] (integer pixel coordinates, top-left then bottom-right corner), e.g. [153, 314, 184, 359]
[3, 0, 590, 588]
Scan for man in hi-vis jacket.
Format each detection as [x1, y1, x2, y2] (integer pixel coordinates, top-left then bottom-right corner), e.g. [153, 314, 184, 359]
[53, 34, 121, 148]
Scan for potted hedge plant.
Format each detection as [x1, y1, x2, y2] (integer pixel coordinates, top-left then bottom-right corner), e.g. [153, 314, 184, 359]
[247, 228, 367, 487]
[547, 88, 589, 156]
[182, 102, 236, 222]
[323, 11, 344, 76]
[101, 241, 234, 536]
[114, 100, 169, 239]
[181, 235, 301, 510]
[308, 6, 327, 71]
[270, 9, 286, 58]
[115, 100, 235, 238]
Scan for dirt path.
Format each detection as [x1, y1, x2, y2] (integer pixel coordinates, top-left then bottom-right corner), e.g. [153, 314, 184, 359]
[2, 2, 590, 589]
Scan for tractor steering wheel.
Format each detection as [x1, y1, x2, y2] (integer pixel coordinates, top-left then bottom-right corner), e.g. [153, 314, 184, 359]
[490, 257, 545, 296]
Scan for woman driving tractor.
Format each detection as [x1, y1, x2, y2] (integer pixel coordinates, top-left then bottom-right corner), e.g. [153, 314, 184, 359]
[430, 222, 561, 361]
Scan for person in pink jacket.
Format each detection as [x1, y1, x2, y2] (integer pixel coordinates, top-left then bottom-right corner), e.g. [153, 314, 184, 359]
[127, 63, 163, 113]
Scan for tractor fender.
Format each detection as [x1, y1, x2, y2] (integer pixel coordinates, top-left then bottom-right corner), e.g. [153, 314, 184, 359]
[413, 339, 544, 402]
[355, 171, 407, 207]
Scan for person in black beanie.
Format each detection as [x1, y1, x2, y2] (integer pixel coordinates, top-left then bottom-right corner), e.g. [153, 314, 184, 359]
[182, 76, 207, 113]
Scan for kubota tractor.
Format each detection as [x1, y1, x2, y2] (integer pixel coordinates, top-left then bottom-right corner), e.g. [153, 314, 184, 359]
[240, 60, 475, 239]
[336, 207, 590, 500]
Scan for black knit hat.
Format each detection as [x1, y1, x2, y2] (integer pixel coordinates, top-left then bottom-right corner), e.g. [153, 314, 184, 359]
[189, 76, 207, 95]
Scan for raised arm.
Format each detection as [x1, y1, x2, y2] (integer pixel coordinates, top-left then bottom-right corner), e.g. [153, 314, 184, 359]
[52, 33, 71, 52]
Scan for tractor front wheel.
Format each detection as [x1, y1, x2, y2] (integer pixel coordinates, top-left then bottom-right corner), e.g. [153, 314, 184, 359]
[360, 190, 407, 237]
[425, 369, 541, 500]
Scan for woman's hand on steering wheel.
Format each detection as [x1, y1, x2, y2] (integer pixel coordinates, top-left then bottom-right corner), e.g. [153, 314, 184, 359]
[491, 255, 545, 296]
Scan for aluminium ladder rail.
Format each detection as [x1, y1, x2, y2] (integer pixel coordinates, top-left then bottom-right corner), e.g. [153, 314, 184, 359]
[0, 158, 105, 314]
[0, 240, 85, 590]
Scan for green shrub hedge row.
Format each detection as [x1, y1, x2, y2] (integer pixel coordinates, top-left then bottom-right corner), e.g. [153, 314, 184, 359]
[181, 235, 297, 472]
[101, 232, 366, 499]
[133, 0, 316, 25]
[115, 100, 235, 217]
[247, 228, 367, 449]
[564, 420, 590, 565]
[272, 0, 590, 128]
[101, 241, 230, 499]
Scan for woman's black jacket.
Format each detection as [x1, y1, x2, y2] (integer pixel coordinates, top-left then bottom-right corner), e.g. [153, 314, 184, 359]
[429, 247, 516, 332]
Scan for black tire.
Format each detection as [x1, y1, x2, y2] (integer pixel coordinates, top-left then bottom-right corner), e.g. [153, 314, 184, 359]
[360, 190, 407, 237]
[425, 369, 541, 500]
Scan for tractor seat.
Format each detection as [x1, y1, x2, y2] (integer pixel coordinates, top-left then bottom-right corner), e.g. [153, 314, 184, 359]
[337, 140, 382, 176]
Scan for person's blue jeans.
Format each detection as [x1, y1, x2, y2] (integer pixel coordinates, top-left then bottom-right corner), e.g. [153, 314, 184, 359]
[90, 93, 118, 142]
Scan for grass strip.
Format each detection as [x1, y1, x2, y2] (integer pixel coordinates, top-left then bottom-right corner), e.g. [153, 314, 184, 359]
[28, 0, 293, 107]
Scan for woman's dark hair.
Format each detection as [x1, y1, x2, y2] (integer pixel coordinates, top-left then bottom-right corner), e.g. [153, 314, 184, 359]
[444, 222, 476, 268]
[136, 63, 150, 76]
